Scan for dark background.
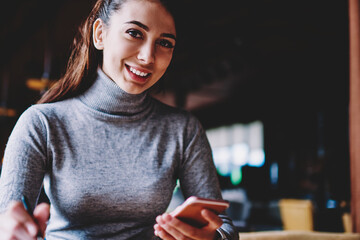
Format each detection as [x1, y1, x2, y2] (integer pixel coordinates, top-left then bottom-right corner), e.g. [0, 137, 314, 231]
[0, 0, 350, 232]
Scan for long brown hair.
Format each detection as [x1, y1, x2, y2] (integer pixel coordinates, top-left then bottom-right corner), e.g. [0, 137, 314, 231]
[38, 0, 177, 104]
[38, 0, 101, 103]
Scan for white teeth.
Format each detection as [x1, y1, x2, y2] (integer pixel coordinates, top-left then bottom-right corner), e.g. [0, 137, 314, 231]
[129, 67, 149, 77]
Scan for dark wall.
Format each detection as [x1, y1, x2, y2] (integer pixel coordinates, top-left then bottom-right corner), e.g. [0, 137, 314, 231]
[190, 0, 350, 214]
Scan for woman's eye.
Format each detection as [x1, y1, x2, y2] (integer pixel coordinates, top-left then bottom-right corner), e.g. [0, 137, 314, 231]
[157, 39, 175, 49]
[126, 29, 143, 39]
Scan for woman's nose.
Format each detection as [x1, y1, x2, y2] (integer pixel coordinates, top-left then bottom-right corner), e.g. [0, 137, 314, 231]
[137, 42, 155, 64]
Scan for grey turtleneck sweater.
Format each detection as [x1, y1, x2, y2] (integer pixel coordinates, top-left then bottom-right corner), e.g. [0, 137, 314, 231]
[0, 69, 238, 239]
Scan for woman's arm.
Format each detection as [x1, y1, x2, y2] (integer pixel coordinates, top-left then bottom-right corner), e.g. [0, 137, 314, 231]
[0, 106, 48, 212]
[0, 106, 50, 238]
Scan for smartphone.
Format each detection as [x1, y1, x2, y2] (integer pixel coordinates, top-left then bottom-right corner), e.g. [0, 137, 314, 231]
[170, 196, 230, 228]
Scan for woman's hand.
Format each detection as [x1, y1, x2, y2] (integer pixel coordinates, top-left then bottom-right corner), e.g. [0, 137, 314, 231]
[0, 201, 50, 240]
[154, 209, 223, 240]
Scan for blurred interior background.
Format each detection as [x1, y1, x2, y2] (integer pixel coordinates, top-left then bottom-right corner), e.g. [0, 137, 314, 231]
[0, 0, 350, 233]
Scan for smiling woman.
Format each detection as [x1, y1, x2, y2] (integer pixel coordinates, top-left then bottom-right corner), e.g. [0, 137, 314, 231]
[0, 0, 238, 239]
[92, 0, 176, 94]
[36, 0, 177, 104]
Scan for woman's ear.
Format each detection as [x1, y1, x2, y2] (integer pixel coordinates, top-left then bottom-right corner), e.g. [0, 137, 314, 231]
[93, 18, 104, 50]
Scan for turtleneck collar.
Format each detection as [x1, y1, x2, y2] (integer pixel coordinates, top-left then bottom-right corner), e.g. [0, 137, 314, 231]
[78, 68, 151, 116]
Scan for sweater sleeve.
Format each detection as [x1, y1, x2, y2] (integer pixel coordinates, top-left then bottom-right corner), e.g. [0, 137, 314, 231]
[0, 106, 48, 213]
[179, 115, 239, 240]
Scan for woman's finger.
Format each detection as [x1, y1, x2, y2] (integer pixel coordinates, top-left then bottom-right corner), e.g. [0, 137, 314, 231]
[6, 201, 38, 236]
[0, 212, 34, 240]
[201, 209, 223, 230]
[33, 202, 50, 236]
[156, 226, 177, 240]
[156, 214, 194, 240]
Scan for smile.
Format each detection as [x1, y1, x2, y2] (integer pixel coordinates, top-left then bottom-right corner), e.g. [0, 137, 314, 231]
[129, 66, 150, 77]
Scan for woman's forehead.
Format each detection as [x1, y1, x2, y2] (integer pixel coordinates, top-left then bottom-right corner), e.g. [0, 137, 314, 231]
[110, 0, 176, 34]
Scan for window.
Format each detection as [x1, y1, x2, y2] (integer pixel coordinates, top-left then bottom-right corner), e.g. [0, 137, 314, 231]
[206, 121, 265, 185]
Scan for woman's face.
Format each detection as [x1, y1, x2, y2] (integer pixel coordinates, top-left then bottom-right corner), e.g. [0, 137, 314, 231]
[93, 0, 176, 94]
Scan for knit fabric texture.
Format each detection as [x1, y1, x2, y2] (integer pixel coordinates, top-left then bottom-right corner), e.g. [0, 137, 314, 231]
[0, 69, 238, 239]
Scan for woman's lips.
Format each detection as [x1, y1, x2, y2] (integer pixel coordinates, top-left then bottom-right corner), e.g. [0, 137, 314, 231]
[125, 65, 152, 83]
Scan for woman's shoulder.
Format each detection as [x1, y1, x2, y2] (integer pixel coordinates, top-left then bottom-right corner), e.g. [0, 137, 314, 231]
[18, 98, 76, 121]
[8, 102, 70, 138]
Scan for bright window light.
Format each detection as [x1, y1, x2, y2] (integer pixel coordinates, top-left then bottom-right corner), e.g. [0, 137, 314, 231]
[206, 121, 265, 185]
[248, 148, 265, 167]
[232, 143, 249, 166]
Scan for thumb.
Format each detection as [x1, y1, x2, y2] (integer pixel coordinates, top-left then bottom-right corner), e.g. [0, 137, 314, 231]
[33, 203, 50, 236]
[201, 209, 223, 230]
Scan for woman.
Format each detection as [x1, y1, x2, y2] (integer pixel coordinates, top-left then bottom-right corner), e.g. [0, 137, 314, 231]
[0, 0, 238, 239]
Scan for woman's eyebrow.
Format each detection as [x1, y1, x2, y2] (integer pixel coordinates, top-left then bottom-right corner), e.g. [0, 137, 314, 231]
[161, 33, 176, 41]
[125, 20, 176, 41]
[125, 20, 149, 31]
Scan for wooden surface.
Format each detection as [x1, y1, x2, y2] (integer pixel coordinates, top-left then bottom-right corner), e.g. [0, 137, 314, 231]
[240, 231, 360, 240]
